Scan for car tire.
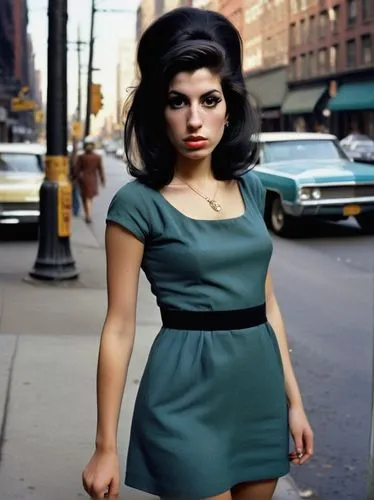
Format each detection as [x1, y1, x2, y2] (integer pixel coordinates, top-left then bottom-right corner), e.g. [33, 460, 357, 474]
[356, 213, 374, 235]
[265, 194, 299, 237]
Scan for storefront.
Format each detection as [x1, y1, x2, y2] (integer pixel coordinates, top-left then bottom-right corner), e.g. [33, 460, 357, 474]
[245, 67, 288, 132]
[281, 84, 329, 132]
[328, 80, 374, 139]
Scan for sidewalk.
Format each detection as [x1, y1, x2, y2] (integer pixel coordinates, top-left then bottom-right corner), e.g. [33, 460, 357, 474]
[0, 216, 302, 500]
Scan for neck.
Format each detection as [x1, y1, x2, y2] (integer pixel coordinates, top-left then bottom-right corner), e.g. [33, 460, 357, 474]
[174, 154, 214, 182]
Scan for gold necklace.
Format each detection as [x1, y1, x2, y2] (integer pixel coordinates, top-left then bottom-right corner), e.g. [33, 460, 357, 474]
[175, 175, 223, 213]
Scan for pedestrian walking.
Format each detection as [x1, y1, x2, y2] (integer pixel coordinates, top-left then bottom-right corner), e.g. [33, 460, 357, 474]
[75, 136, 106, 223]
[82, 7, 313, 500]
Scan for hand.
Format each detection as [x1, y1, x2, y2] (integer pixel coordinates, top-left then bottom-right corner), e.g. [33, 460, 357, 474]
[82, 449, 120, 499]
[288, 405, 314, 466]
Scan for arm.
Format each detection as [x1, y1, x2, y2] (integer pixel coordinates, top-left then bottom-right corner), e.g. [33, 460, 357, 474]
[83, 222, 144, 499]
[265, 272, 314, 465]
[98, 157, 106, 187]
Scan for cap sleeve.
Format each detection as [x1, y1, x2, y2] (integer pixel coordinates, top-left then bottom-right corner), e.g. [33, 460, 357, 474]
[242, 170, 265, 216]
[106, 181, 150, 242]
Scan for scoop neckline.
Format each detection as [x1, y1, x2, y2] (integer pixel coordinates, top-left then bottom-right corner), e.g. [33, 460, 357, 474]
[155, 175, 248, 223]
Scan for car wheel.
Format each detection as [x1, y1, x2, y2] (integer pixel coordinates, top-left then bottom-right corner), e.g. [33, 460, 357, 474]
[356, 213, 374, 235]
[265, 195, 299, 237]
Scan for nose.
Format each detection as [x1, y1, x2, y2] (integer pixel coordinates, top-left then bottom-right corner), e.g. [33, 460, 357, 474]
[187, 103, 203, 131]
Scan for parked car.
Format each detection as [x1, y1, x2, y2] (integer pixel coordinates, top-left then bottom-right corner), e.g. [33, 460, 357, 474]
[340, 133, 374, 164]
[0, 143, 46, 230]
[254, 132, 374, 236]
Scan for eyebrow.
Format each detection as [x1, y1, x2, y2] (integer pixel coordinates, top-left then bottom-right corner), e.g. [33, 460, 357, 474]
[167, 89, 221, 98]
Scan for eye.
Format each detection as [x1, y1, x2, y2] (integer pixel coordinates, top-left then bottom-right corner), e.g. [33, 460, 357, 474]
[167, 96, 187, 109]
[203, 95, 222, 108]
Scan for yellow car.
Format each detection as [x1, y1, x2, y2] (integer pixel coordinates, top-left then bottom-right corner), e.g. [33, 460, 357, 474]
[0, 143, 46, 229]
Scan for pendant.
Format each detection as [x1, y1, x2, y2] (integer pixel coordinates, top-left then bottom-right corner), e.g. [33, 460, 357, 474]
[208, 199, 223, 212]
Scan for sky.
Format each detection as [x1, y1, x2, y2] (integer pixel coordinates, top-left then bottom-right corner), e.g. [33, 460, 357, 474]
[28, 0, 141, 131]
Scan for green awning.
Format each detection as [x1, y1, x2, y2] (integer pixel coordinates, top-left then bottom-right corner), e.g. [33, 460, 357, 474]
[328, 81, 374, 111]
[281, 85, 327, 114]
[246, 67, 288, 110]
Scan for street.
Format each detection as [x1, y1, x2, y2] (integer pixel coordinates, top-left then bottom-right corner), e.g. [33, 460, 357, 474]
[0, 155, 373, 499]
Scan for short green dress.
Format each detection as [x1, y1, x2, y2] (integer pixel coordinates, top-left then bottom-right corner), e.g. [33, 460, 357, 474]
[106, 170, 290, 499]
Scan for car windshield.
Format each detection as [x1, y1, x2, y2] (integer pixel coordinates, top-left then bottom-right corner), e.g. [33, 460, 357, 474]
[0, 153, 43, 173]
[262, 139, 348, 163]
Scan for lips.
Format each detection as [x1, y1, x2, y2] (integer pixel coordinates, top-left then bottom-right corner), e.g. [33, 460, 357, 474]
[183, 136, 208, 150]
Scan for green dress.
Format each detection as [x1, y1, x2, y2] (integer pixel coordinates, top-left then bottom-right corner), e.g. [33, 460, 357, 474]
[106, 170, 290, 499]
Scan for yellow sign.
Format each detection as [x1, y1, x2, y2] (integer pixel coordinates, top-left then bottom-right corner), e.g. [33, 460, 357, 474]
[11, 97, 37, 112]
[71, 120, 83, 139]
[58, 182, 72, 237]
[45, 156, 69, 182]
[34, 110, 44, 124]
[343, 204, 361, 216]
[90, 83, 104, 116]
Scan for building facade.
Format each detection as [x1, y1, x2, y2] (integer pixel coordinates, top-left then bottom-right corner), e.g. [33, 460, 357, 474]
[0, 0, 39, 142]
[116, 38, 136, 126]
[217, 0, 245, 39]
[285, 0, 374, 137]
[243, 0, 290, 131]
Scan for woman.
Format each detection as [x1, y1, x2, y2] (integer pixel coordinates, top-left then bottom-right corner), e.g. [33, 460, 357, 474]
[75, 136, 106, 223]
[82, 7, 313, 500]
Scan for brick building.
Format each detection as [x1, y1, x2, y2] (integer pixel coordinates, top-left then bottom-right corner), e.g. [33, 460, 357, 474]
[217, 0, 245, 39]
[243, 0, 290, 131]
[137, 0, 193, 41]
[0, 0, 39, 142]
[284, 0, 374, 138]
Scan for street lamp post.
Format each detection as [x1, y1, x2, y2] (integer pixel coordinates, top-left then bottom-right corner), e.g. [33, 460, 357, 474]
[84, 0, 96, 137]
[29, 0, 78, 280]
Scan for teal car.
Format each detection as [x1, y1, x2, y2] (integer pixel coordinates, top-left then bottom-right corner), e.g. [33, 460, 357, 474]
[254, 132, 374, 237]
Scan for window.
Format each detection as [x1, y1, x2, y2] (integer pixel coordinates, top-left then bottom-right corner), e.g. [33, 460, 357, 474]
[329, 45, 339, 72]
[300, 19, 306, 43]
[362, 34, 373, 64]
[318, 48, 328, 73]
[290, 57, 298, 80]
[329, 5, 340, 33]
[309, 15, 316, 39]
[290, 23, 297, 47]
[262, 140, 347, 163]
[0, 154, 43, 173]
[362, 0, 372, 19]
[290, 0, 298, 14]
[347, 0, 357, 25]
[309, 51, 317, 76]
[301, 54, 309, 78]
[346, 39, 357, 67]
[319, 11, 328, 38]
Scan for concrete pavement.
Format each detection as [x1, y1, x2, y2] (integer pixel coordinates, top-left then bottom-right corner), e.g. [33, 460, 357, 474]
[0, 186, 303, 499]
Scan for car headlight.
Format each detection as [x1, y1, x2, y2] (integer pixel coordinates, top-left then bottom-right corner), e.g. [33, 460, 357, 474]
[311, 188, 321, 200]
[300, 188, 311, 200]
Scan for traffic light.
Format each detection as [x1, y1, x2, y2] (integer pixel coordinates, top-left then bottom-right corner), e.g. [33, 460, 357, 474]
[90, 83, 103, 116]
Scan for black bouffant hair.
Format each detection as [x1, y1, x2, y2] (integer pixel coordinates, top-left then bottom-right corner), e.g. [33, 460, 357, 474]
[124, 7, 259, 188]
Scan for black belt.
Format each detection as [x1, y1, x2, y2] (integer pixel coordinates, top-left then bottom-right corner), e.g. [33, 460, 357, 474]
[160, 303, 267, 331]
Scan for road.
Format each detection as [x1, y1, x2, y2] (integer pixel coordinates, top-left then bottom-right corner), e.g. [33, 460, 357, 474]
[1, 155, 373, 499]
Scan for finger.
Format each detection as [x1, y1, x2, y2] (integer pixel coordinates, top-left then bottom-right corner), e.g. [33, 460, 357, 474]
[292, 433, 304, 457]
[304, 428, 314, 456]
[108, 479, 120, 499]
[92, 485, 108, 500]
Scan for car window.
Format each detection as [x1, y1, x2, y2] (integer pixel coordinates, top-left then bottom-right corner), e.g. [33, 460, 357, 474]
[0, 153, 43, 173]
[262, 140, 348, 163]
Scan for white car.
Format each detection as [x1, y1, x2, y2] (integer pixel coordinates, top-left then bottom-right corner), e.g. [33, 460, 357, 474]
[0, 143, 46, 229]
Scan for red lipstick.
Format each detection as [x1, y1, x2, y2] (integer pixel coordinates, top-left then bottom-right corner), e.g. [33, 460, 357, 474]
[183, 135, 208, 150]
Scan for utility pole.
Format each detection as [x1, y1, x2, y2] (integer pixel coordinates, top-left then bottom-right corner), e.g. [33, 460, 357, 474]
[84, 0, 95, 137]
[30, 0, 78, 280]
[77, 25, 83, 122]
